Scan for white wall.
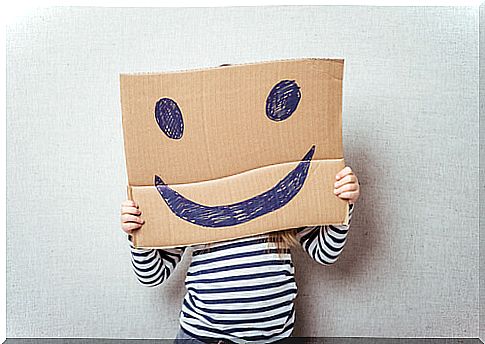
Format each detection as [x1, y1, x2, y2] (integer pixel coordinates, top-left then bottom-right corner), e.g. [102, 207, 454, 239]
[479, 2, 484, 343]
[6, 6, 479, 338]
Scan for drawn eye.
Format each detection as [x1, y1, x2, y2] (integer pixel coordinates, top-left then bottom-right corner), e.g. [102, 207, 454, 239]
[265, 80, 301, 121]
[155, 98, 184, 139]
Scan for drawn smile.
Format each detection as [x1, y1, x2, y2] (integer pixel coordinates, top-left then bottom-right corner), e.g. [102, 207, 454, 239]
[154, 145, 315, 228]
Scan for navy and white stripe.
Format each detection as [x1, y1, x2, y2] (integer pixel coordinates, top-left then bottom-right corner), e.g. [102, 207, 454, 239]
[128, 203, 354, 343]
[129, 245, 186, 287]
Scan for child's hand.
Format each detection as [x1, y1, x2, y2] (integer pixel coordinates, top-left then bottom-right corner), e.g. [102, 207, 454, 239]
[334, 166, 360, 205]
[120, 200, 145, 234]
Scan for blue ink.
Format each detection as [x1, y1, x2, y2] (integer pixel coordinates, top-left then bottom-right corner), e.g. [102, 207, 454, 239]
[154, 145, 315, 228]
[266, 80, 301, 121]
[155, 98, 184, 139]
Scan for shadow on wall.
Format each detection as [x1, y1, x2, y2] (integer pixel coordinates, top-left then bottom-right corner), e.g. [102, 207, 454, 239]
[292, 138, 385, 336]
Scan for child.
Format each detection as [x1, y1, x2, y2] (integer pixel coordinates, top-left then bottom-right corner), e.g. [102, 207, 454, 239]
[120, 166, 360, 344]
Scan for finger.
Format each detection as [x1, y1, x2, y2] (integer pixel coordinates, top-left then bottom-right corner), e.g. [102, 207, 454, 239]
[121, 206, 141, 216]
[121, 200, 138, 208]
[121, 222, 142, 234]
[337, 191, 359, 201]
[122, 224, 140, 234]
[121, 214, 145, 224]
[334, 183, 358, 195]
[335, 166, 353, 180]
[334, 182, 359, 194]
[334, 174, 357, 189]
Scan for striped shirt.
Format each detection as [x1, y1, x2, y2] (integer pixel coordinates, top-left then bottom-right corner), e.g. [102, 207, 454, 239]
[128, 203, 354, 343]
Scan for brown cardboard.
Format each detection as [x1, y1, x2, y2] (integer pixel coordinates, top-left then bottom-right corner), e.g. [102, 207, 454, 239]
[120, 58, 349, 249]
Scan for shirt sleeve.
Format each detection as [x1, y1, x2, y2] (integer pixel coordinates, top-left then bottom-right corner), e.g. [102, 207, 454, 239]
[128, 235, 186, 287]
[295, 203, 354, 265]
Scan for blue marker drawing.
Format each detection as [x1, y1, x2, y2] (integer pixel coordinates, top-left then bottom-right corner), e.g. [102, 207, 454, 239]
[155, 98, 184, 139]
[154, 145, 315, 228]
[266, 80, 301, 121]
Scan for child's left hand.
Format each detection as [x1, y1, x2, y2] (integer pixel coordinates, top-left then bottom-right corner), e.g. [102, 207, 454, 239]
[334, 166, 360, 205]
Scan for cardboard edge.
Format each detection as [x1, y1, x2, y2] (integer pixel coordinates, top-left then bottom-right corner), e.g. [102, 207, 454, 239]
[127, 184, 133, 200]
[343, 202, 350, 227]
[128, 158, 345, 188]
[119, 57, 345, 77]
[126, 185, 138, 247]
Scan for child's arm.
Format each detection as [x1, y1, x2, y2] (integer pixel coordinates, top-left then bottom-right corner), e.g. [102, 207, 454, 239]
[295, 166, 360, 265]
[121, 200, 186, 287]
[128, 236, 186, 287]
[295, 202, 354, 265]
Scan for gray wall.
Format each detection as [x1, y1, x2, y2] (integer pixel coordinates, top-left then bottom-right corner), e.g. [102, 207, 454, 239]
[6, 6, 480, 339]
[480, 2, 484, 343]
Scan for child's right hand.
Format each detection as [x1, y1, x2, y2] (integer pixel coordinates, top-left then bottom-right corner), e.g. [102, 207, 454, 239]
[120, 200, 145, 234]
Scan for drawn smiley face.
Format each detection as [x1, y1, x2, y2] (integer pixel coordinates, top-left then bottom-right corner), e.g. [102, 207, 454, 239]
[153, 79, 316, 228]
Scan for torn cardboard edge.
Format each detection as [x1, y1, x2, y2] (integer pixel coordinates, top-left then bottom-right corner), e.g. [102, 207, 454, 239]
[128, 158, 347, 187]
[119, 57, 344, 77]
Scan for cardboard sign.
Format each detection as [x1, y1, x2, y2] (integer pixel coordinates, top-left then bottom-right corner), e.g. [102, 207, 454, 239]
[120, 58, 349, 249]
